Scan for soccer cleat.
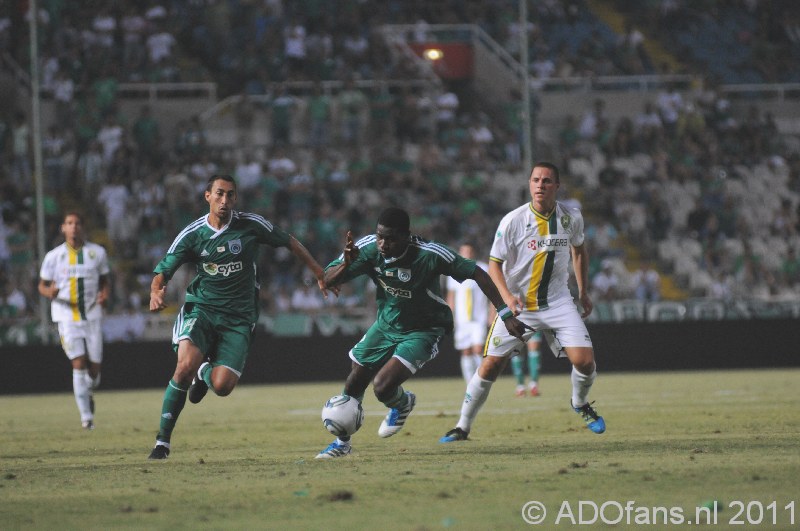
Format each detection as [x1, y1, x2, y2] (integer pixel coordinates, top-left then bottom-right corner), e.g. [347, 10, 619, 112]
[515, 385, 526, 397]
[81, 419, 95, 430]
[188, 377, 209, 404]
[572, 400, 605, 434]
[315, 440, 351, 459]
[378, 391, 416, 438]
[529, 384, 540, 397]
[148, 444, 170, 460]
[439, 427, 469, 443]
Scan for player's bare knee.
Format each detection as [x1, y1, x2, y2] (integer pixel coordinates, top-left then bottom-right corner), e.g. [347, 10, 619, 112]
[214, 384, 234, 397]
[573, 357, 596, 375]
[477, 356, 504, 381]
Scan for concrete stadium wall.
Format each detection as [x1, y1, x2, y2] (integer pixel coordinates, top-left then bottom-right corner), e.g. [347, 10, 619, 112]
[1, 319, 798, 395]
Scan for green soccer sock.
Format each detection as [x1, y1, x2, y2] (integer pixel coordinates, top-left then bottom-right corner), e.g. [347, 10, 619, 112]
[382, 386, 407, 409]
[511, 355, 525, 385]
[199, 362, 214, 390]
[342, 388, 365, 403]
[156, 379, 188, 443]
[528, 350, 540, 383]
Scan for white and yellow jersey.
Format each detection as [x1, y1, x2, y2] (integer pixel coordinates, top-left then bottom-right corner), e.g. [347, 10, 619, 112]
[446, 261, 490, 325]
[40, 241, 110, 322]
[490, 201, 584, 311]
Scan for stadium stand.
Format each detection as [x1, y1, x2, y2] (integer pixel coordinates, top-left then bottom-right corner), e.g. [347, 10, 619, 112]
[1, 1, 800, 344]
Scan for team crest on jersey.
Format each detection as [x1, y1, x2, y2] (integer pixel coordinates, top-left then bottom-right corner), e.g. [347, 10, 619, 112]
[397, 268, 411, 282]
[228, 239, 242, 254]
[89, 250, 96, 259]
[561, 214, 572, 230]
[492, 336, 502, 347]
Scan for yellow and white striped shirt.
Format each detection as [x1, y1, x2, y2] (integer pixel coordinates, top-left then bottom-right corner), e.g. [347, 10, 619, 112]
[489, 201, 584, 311]
[39, 241, 109, 322]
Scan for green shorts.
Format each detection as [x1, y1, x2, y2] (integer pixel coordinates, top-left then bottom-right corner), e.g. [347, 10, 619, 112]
[172, 303, 255, 376]
[349, 322, 445, 374]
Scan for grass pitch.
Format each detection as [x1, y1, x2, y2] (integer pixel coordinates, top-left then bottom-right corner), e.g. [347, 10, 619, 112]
[0, 369, 798, 530]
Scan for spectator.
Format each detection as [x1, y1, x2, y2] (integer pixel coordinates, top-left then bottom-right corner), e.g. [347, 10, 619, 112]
[76, 140, 106, 204]
[11, 112, 32, 194]
[337, 77, 367, 147]
[283, 18, 308, 77]
[97, 173, 131, 248]
[0, 276, 28, 318]
[52, 69, 76, 125]
[631, 261, 661, 302]
[592, 259, 620, 301]
[307, 82, 332, 149]
[368, 82, 395, 145]
[121, 5, 148, 76]
[578, 98, 607, 142]
[182, 115, 208, 158]
[145, 20, 177, 68]
[781, 247, 800, 287]
[96, 113, 125, 167]
[435, 90, 459, 137]
[290, 281, 324, 312]
[132, 105, 162, 167]
[269, 84, 297, 147]
[42, 124, 72, 192]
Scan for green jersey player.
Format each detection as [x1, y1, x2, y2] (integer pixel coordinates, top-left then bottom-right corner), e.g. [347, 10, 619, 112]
[148, 174, 329, 460]
[315, 207, 530, 458]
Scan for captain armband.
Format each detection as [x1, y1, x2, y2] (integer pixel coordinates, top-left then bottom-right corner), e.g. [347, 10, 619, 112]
[496, 304, 514, 321]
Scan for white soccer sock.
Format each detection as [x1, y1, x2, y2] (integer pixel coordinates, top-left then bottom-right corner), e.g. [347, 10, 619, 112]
[571, 366, 597, 408]
[460, 356, 475, 382]
[455, 374, 494, 433]
[73, 369, 93, 421]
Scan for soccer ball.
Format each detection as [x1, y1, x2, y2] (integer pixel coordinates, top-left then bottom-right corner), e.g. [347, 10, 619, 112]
[321, 395, 364, 437]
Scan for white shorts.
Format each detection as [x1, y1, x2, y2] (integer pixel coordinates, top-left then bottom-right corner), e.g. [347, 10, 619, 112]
[485, 297, 592, 359]
[57, 320, 103, 363]
[453, 321, 488, 350]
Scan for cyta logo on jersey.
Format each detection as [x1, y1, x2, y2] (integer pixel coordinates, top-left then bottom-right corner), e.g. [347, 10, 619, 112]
[228, 239, 242, 254]
[203, 261, 243, 277]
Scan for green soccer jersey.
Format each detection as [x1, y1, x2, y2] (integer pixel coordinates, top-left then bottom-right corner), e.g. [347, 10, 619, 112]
[154, 211, 291, 321]
[326, 234, 477, 333]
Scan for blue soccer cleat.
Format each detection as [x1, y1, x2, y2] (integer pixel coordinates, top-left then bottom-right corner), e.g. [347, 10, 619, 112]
[572, 400, 606, 434]
[315, 440, 351, 459]
[378, 391, 416, 438]
[439, 427, 469, 443]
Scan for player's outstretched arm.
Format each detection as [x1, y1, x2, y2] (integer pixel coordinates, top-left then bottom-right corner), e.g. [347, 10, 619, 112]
[323, 230, 359, 288]
[149, 273, 168, 312]
[287, 235, 333, 298]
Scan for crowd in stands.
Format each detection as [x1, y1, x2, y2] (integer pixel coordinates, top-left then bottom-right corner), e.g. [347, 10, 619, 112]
[615, 0, 800, 84]
[2, 0, 800, 332]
